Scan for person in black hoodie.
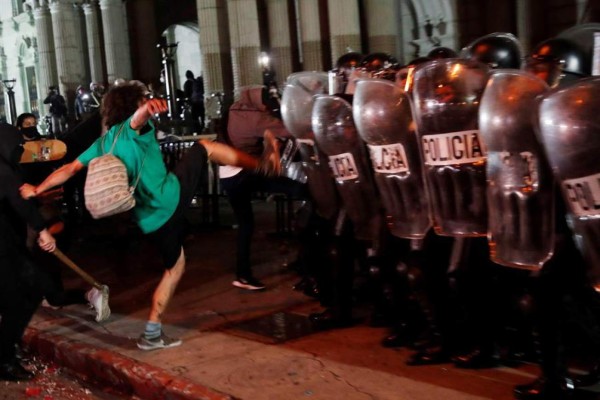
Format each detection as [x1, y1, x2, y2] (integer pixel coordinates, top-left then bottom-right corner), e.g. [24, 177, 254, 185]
[0, 123, 56, 381]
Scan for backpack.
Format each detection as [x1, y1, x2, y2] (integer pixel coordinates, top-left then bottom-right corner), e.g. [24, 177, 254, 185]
[83, 124, 146, 219]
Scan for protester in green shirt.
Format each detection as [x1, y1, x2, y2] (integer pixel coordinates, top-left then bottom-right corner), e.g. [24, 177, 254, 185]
[20, 82, 279, 350]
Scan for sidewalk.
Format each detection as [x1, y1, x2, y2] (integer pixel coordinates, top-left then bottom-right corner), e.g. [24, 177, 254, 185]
[23, 204, 538, 400]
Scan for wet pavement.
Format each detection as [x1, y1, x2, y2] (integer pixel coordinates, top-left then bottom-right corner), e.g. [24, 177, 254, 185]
[20, 200, 552, 400]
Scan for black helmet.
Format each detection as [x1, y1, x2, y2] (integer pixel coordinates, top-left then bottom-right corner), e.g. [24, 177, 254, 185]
[335, 52, 363, 70]
[360, 52, 398, 72]
[461, 32, 523, 69]
[530, 37, 591, 77]
[427, 47, 457, 59]
[407, 57, 432, 67]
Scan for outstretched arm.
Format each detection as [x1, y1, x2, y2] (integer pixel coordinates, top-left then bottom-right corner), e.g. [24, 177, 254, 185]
[130, 98, 168, 131]
[20, 159, 84, 199]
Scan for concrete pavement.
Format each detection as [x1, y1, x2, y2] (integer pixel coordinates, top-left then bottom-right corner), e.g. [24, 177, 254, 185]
[22, 203, 539, 400]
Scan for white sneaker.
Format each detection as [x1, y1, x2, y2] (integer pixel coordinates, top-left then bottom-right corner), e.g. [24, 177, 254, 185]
[86, 286, 111, 322]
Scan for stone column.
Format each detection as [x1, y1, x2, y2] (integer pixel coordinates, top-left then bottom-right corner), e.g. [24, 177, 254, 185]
[576, 0, 588, 22]
[197, 0, 233, 95]
[83, 0, 105, 84]
[327, 0, 361, 64]
[266, 0, 293, 86]
[99, 0, 132, 83]
[32, 2, 57, 113]
[516, 0, 531, 53]
[298, 0, 323, 71]
[227, 0, 262, 93]
[364, 0, 397, 55]
[72, 3, 90, 83]
[49, 0, 86, 106]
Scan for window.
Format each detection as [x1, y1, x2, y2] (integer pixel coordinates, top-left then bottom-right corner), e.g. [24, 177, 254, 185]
[13, 0, 24, 16]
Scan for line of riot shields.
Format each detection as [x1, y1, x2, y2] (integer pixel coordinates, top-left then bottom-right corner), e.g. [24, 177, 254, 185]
[279, 31, 600, 398]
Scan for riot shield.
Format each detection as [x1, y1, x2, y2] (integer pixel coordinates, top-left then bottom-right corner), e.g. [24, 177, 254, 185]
[312, 94, 381, 241]
[537, 77, 600, 291]
[412, 59, 490, 236]
[353, 78, 431, 239]
[479, 70, 554, 270]
[281, 72, 339, 220]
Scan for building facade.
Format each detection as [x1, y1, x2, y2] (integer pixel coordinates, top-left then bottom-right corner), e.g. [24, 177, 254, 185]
[0, 0, 597, 124]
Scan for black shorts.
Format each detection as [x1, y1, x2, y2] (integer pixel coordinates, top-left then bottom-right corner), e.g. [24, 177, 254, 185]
[149, 144, 208, 269]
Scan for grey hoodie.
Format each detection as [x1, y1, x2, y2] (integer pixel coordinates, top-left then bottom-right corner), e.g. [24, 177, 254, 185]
[226, 86, 290, 157]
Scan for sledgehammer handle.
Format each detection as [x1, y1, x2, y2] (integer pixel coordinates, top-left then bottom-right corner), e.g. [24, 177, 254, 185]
[52, 248, 104, 290]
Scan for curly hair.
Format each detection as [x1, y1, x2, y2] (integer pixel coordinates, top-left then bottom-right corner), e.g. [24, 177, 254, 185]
[101, 84, 145, 128]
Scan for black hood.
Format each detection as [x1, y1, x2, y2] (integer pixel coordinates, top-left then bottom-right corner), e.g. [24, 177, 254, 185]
[0, 123, 24, 170]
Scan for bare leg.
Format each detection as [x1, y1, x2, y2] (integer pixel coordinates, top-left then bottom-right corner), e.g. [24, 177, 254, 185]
[148, 248, 185, 323]
[199, 139, 259, 170]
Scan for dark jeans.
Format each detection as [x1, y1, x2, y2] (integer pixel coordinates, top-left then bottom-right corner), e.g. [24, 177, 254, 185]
[220, 171, 307, 279]
[0, 252, 44, 364]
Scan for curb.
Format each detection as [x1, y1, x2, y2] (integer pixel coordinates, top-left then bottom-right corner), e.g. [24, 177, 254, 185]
[23, 327, 235, 400]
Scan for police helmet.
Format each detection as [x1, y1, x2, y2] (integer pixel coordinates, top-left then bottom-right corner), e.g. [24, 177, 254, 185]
[335, 52, 363, 70]
[461, 32, 523, 69]
[427, 47, 457, 59]
[530, 37, 591, 77]
[360, 52, 398, 72]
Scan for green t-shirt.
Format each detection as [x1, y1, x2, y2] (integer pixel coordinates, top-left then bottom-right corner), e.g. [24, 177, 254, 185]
[77, 117, 180, 233]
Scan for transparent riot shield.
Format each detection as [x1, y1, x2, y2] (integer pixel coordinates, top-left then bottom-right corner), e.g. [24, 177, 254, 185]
[412, 59, 490, 236]
[281, 72, 338, 220]
[479, 70, 554, 270]
[537, 77, 600, 291]
[353, 78, 431, 239]
[312, 94, 381, 241]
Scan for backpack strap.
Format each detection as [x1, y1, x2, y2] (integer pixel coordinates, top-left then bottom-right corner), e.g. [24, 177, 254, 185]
[131, 151, 147, 191]
[103, 123, 126, 155]
[101, 122, 148, 191]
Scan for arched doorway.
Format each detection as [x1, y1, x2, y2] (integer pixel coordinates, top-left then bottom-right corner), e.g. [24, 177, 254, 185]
[162, 22, 203, 92]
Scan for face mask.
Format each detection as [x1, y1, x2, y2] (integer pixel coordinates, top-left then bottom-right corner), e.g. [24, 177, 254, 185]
[21, 126, 39, 139]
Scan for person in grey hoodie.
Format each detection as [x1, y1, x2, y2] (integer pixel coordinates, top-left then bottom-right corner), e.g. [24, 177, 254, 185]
[220, 85, 307, 290]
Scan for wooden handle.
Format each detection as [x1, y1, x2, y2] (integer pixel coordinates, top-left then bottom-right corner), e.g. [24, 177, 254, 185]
[52, 248, 104, 290]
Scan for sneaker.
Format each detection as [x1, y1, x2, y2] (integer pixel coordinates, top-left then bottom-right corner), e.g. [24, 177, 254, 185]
[232, 276, 266, 291]
[40, 298, 61, 310]
[137, 331, 182, 351]
[86, 285, 111, 322]
[256, 130, 281, 177]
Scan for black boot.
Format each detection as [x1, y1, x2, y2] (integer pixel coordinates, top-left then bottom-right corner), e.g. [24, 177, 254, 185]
[452, 348, 499, 369]
[309, 309, 353, 331]
[406, 345, 452, 366]
[513, 377, 574, 400]
[0, 360, 34, 381]
[574, 362, 600, 388]
[381, 332, 408, 348]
